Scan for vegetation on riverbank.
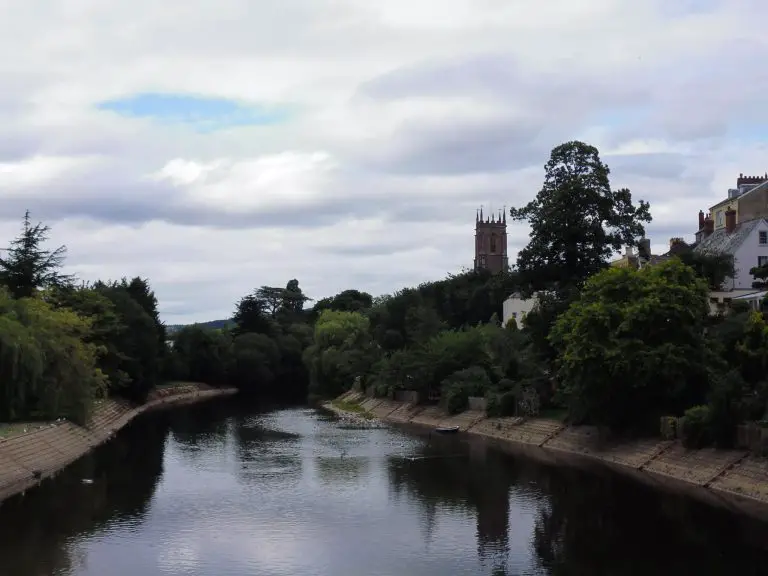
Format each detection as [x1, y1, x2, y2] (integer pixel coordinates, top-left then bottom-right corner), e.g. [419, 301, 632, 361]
[11, 140, 765, 453]
[299, 142, 768, 452]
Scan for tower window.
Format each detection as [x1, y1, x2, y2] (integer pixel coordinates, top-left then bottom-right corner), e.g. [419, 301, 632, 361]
[490, 235, 497, 253]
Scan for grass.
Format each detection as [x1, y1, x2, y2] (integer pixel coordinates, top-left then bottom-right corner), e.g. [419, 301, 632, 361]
[331, 399, 375, 420]
[0, 422, 49, 439]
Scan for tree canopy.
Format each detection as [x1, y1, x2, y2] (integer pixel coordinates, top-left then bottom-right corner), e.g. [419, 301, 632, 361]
[510, 141, 652, 296]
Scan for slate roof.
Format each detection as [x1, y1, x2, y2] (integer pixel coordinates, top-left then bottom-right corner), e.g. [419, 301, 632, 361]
[693, 219, 764, 256]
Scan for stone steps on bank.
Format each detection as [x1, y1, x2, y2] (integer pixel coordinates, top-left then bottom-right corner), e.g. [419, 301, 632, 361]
[472, 417, 563, 445]
[643, 444, 747, 486]
[711, 457, 768, 503]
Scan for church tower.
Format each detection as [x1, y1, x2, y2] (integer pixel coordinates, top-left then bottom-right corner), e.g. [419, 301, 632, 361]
[474, 207, 508, 274]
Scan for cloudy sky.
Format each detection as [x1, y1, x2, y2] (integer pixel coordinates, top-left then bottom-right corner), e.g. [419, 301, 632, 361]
[0, 0, 765, 323]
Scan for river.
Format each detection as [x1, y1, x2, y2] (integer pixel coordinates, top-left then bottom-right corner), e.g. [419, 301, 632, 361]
[0, 399, 767, 576]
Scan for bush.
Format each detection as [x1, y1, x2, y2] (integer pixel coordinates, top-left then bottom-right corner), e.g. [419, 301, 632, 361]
[441, 366, 492, 414]
[682, 405, 711, 449]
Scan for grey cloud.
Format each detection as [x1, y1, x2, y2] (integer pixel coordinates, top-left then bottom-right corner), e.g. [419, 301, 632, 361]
[358, 116, 550, 176]
[605, 153, 689, 180]
[358, 52, 652, 114]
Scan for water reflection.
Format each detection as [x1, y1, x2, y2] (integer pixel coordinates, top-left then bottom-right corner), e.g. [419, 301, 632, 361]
[0, 403, 767, 576]
[0, 414, 169, 576]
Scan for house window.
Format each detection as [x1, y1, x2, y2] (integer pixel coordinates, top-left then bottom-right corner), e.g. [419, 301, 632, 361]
[480, 255, 487, 266]
[759, 256, 768, 268]
[760, 231, 767, 245]
[512, 312, 517, 318]
[716, 211, 724, 227]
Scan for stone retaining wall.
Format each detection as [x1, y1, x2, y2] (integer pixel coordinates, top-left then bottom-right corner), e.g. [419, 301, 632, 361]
[0, 385, 237, 503]
[331, 394, 768, 520]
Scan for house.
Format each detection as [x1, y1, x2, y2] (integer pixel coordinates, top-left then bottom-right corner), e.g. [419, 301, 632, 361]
[693, 215, 768, 291]
[502, 292, 539, 327]
[696, 173, 768, 242]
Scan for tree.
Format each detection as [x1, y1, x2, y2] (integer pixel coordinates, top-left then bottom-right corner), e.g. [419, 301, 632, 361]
[750, 262, 768, 290]
[549, 259, 713, 431]
[509, 141, 652, 296]
[93, 282, 161, 403]
[0, 211, 73, 299]
[676, 249, 735, 291]
[256, 286, 286, 318]
[281, 279, 311, 314]
[233, 293, 272, 335]
[0, 288, 106, 424]
[310, 289, 373, 321]
[303, 310, 379, 399]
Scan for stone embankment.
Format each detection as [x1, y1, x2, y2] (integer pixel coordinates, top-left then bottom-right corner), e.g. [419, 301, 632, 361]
[0, 383, 237, 504]
[333, 390, 768, 520]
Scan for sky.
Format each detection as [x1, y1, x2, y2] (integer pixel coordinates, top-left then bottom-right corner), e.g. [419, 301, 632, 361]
[0, 0, 766, 324]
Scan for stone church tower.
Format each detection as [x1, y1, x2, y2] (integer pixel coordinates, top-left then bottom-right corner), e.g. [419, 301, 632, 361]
[474, 207, 509, 274]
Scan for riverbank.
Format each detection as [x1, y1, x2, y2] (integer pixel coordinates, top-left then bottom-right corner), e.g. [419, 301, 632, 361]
[0, 383, 238, 504]
[332, 390, 768, 521]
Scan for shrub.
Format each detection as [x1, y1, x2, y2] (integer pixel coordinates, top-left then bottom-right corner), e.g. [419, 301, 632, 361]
[682, 405, 711, 449]
[485, 389, 518, 417]
[444, 382, 469, 415]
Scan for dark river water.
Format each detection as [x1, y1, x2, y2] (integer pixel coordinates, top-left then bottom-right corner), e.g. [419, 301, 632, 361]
[0, 399, 767, 576]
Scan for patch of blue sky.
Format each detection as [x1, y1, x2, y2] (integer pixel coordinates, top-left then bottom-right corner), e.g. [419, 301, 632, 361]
[590, 106, 650, 129]
[727, 122, 768, 142]
[659, 0, 721, 18]
[97, 93, 292, 132]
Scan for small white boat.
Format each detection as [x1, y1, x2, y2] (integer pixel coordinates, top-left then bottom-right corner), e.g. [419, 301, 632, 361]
[434, 425, 460, 434]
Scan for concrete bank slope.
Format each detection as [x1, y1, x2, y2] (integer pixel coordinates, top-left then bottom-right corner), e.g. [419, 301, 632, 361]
[334, 390, 768, 521]
[0, 384, 238, 503]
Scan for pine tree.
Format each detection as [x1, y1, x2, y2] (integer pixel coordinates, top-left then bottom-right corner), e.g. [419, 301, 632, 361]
[0, 211, 73, 299]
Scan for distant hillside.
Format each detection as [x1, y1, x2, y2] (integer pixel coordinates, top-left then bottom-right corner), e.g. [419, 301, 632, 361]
[166, 319, 235, 334]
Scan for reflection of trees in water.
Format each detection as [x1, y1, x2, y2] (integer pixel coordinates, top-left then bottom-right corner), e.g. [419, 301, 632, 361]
[531, 465, 768, 576]
[168, 399, 233, 453]
[387, 436, 524, 574]
[0, 413, 170, 576]
[387, 436, 768, 575]
[315, 455, 369, 486]
[231, 414, 303, 486]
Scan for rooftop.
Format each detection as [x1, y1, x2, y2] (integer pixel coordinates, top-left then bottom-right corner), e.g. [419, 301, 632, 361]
[694, 219, 763, 256]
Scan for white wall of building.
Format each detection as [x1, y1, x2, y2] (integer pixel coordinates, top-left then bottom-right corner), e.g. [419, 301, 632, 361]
[502, 294, 539, 327]
[733, 220, 768, 289]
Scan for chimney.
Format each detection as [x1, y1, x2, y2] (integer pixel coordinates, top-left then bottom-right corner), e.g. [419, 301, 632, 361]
[725, 207, 737, 234]
[698, 210, 705, 230]
[703, 213, 714, 238]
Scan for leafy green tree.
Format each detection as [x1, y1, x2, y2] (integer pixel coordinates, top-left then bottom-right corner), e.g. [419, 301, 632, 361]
[0, 211, 73, 299]
[49, 284, 132, 394]
[310, 289, 373, 321]
[550, 259, 712, 430]
[674, 248, 735, 291]
[303, 310, 379, 399]
[750, 262, 768, 290]
[509, 141, 651, 296]
[280, 279, 311, 317]
[229, 332, 281, 393]
[169, 325, 231, 385]
[0, 288, 106, 424]
[94, 282, 161, 403]
[233, 293, 273, 335]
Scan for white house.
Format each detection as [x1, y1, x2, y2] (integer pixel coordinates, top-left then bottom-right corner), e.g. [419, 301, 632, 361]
[694, 217, 768, 291]
[502, 292, 539, 327]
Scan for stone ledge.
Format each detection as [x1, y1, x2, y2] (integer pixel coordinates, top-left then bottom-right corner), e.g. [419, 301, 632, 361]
[0, 385, 238, 505]
[330, 394, 768, 520]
